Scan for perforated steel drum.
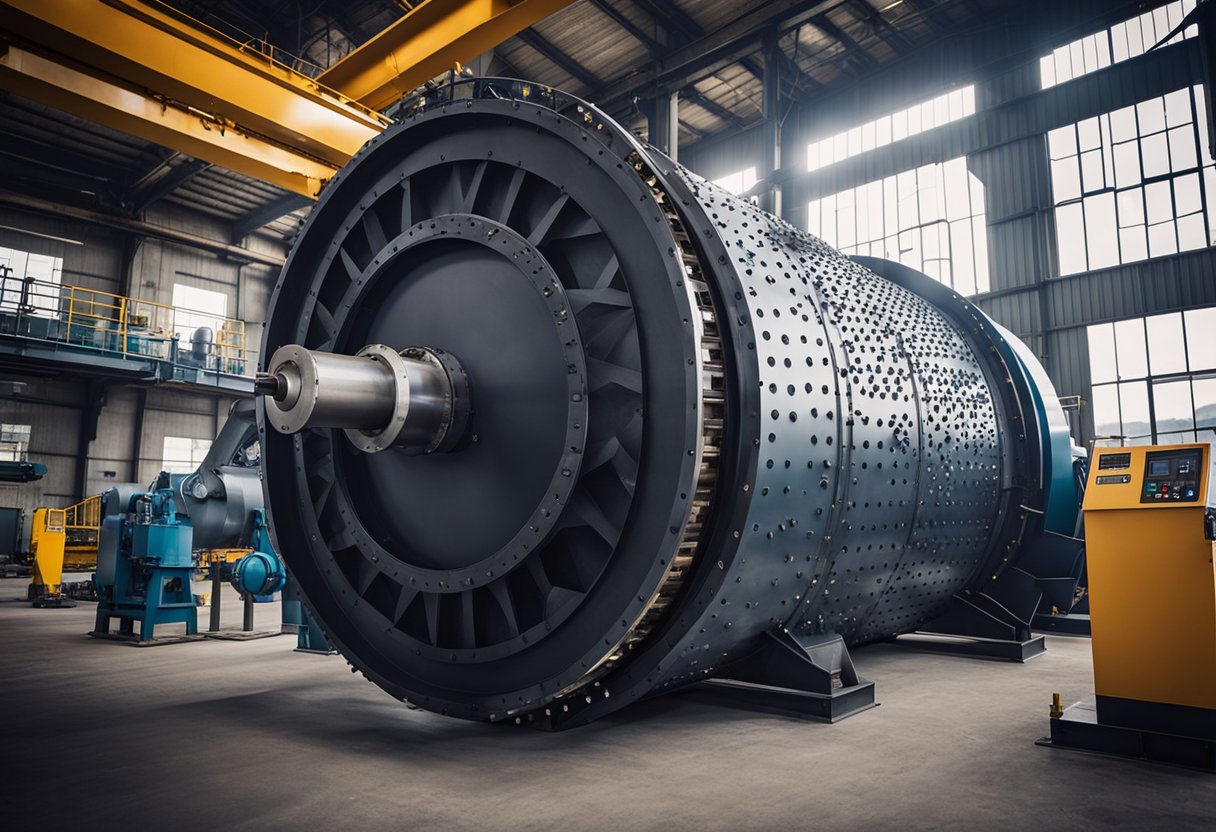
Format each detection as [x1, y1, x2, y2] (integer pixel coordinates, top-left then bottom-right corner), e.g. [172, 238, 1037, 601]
[258, 80, 1061, 727]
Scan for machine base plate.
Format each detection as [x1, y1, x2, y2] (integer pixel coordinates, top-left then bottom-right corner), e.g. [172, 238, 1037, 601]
[892, 632, 1046, 662]
[695, 677, 878, 723]
[204, 630, 283, 641]
[1038, 698, 1216, 772]
[1032, 612, 1091, 636]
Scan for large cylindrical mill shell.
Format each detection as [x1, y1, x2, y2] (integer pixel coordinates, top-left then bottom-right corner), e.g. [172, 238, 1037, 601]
[259, 80, 1060, 727]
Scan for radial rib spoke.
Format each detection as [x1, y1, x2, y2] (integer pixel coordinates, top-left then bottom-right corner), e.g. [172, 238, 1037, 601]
[362, 209, 387, 253]
[587, 357, 643, 394]
[464, 161, 488, 211]
[594, 254, 620, 289]
[527, 193, 570, 246]
[423, 593, 440, 646]
[488, 582, 521, 638]
[567, 288, 631, 313]
[500, 168, 526, 224]
[569, 489, 621, 546]
[392, 587, 419, 625]
[399, 180, 412, 230]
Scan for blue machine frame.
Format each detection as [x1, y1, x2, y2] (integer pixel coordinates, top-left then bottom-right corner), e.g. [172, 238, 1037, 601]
[93, 489, 198, 642]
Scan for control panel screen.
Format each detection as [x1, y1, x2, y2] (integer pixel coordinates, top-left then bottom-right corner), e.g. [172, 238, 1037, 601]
[1140, 448, 1204, 504]
[1098, 452, 1131, 470]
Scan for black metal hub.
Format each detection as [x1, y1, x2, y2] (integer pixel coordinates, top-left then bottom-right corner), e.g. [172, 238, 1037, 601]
[332, 215, 589, 587]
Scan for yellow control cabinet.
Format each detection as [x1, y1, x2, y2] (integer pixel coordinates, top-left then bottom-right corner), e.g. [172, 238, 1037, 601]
[1083, 442, 1216, 733]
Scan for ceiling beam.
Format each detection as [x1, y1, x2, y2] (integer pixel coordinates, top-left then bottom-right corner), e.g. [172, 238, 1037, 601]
[515, 28, 604, 92]
[629, 0, 700, 41]
[0, 188, 285, 267]
[847, 0, 912, 53]
[771, 42, 825, 98]
[0, 129, 128, 185]
[811, 13, 878, 73]
[681, 87, 748, 127]
[597, 0, 808, 113]
[595, 0, 839, 110]
[904, 0, 955, 33]
[127, 154, 213, 213]
[231, 192, 311, 243]
[588, 0, 663, 53]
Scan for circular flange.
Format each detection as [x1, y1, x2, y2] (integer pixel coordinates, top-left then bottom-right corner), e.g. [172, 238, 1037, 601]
[341, 344, 412, 453]
[335, 215, 590, 588]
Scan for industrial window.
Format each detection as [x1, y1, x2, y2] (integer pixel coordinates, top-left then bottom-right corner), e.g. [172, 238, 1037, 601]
[171, 283, 228, 344]
[0, 247, 64, 317]
[711, 166, 758, 197]
[1040, 0, 1197, 89]
[806, 85, 976, 173]
[1048, 85, 1215, 276]
[0, 424, 31, 462]
[161, 436, 212, 475]
[1086, 306, 1216, 444]
[806, 156, 990, 295]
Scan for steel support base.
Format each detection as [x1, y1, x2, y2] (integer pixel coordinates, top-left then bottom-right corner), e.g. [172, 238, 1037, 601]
[695, 676, 877, 723]
[893, 632, 1046, 662]
[1038, 698, 1216, 772]
[1032, 612, 1091, 636]
[701, 629, 876, 722]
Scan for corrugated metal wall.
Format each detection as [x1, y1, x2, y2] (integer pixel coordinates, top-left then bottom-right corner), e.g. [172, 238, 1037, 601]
[0, 201, 279, 523]
[682, 12, 1213, 447]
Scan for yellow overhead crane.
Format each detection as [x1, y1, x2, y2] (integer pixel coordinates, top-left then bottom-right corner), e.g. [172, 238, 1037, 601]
[0, 0, 575, 197]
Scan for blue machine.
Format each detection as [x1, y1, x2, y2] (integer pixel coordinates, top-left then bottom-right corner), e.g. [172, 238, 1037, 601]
[93, 488, 198, 642]
[230, 509, 286, 599]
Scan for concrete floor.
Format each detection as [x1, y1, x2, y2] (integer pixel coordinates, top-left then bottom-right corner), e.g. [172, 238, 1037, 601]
[1, 577, 1212, 831]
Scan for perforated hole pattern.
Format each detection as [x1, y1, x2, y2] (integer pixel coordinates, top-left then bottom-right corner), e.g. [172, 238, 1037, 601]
[648, 168, 1004, 692]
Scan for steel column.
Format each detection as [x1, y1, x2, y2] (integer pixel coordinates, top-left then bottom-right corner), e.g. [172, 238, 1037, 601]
[761, 31, 782, 217]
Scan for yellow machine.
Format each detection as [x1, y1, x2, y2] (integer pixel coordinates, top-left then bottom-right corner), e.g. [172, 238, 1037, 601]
[28, 508, 67, 605]
[1042, 442, 1216, 769]
[28, 495, 101, 606]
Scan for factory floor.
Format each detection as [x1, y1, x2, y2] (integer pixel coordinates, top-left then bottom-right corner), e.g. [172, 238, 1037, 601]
[1, 578, 1212, 831]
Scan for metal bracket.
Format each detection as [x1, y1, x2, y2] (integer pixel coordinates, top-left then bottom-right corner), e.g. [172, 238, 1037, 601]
[700, 629, 877, 723]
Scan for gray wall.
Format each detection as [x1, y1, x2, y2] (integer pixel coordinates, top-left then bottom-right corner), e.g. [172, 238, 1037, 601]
[682, 3, 1215, 446]
[0, 201, 282, 522]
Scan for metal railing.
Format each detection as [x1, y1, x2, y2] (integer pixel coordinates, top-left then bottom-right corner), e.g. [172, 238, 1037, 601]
[64, 494, 101, 532]
[0, 273, 254, 376]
